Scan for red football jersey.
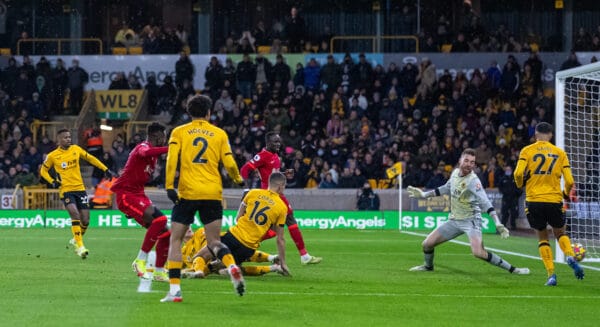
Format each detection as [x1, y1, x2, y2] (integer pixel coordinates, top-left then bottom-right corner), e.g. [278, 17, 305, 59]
[244, 148, 281, 189]
[111, 142, 168, 194]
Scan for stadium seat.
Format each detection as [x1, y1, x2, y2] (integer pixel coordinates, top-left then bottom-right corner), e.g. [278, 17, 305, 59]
[0, 48, 11, 56]
[441, 44, 452, 53]
[183, 45, 191, 55]
[257, 46, 271, 54]
[112, 47, 127, 55]
[128, 46, 143, 54]
[243, 98, 252, 106]
[367, 179, 377, 189]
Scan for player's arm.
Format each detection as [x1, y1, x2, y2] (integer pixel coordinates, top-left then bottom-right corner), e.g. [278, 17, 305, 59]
[165, 131, 181, 190]
[471, 179, 509, 238]
[139, 145, 169, 158]
[78, 145, 109, 172]
[407, 178, 449, 198]
[513, 151, 528, 188]
[220, 134, 243, 185]
[239, 161, 257, 180]
[235, 198, 247, 222]
[561, 152, 575, 198]
[39, 155, 57, 185]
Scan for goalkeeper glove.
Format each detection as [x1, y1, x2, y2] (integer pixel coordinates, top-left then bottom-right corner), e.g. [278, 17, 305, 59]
[496, 223, 510, 239]
[407, 185, 426, 198]
[166, 189, 179, 204]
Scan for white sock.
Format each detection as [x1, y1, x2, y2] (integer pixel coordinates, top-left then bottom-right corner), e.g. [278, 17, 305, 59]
[267, 254, 276, 262]
[169, 283, 180, 294]
[137, 250, 148, 261]
[301, 254, 311, 261]
[155, 267, 165, 273]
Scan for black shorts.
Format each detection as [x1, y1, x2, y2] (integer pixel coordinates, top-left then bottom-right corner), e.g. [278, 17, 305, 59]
[62, 191, 90, 210]
[525, 202, 565, 231]
[171, 199, 222, 226]
[221, 231, 255, 265]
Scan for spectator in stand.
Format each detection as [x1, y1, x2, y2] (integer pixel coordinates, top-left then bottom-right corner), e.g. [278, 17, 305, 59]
[2, 57, 19, 97]
[175, 51, 194, 89]
[127, 73, 143, 90]
[451, 33, 470, 52]
[142, 27, 160, 54]
[573, 27, 592, 51]
[253, 20, 270, 46]
[14, 71, 35, 101]
[560, 51, 581, 71]
[303, 58, 321, 92]
[353, 53, 373, 90]
[254, 53, 272, 86]
[272, 54, 291, 88]
[66, 59, 89, 115]
[115, 21, 135, 46]
[421, 35, 439, 52]
[204, 56, 223, 100]
[157, 75, 177, 116]
[356, 182, 380, 210]
[269, 38, 284, 54]
[175, 24, 189, 47]
[285, 6, 306, 53]
[237, 31, 257, 54]
[236, 53, 256, 99]
[320, 55, 341, 96]
[108, 72, 129, 90]
[145, 75, 160, 115]
[50, 58, 68, 115]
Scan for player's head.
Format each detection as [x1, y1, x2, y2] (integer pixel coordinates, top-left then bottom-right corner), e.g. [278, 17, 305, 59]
[458, 148, 476, 176]
[534, 122, 553, 141]
[265, 131, 282, 153]
[147, 122, 166, 146]
[56, 129, 71, 149]
[268, 171, 286, 194]
[186, 94, 213, 119]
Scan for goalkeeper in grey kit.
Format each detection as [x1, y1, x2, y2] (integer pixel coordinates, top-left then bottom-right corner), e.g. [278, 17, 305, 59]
[407, 148, 530, 275]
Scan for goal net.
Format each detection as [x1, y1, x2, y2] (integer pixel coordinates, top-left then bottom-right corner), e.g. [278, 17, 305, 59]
[555, 61, 600, 263]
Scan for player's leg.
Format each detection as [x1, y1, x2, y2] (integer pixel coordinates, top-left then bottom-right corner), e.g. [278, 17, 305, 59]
[153, 229, 171, 281]
[161, 200, 194, 302]
[409, 223, 456, 271]
[549, 204, 584, 280]
[201, 200, 245, 296]
[250, 250, 278, 263]
[64, 192, 88, 258]
[466, 223, 529, 275]
[280, 195, 322, 265]
[527, 202, 557, 285]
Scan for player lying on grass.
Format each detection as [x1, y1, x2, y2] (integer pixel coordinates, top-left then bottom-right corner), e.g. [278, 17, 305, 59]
[407, 148, 530, 275]
[181, 227, 286, 277]
[185, 172, 291, 285]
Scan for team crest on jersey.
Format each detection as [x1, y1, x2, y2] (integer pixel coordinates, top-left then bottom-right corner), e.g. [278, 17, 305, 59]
[253, 154, 261, 161]
[61, 162, 67, 169]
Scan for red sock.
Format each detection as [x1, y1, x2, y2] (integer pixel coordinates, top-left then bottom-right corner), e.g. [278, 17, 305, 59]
[141, 216, 167, 253]
[155, 230, 170, 268]
[288, 224, 307, 256]
[261, 229, 277, 241]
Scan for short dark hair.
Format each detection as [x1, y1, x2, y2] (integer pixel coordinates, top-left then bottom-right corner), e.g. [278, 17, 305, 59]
[265, 131, 279, 143]
[147, 122, 165, 136]
[461, 148, 476, 157]
[269, 171, 286, 186]
[535, 122, 553, 134]
[57, 128, 69, 135]
[186, 94, 212, 118]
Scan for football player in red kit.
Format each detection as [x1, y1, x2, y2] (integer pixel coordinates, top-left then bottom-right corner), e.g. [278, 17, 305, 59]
[240, 131, 322, 264]
[111, 122, 171, 281]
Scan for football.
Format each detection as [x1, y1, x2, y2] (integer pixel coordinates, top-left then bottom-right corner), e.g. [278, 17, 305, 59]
[572, 243, 586, 262]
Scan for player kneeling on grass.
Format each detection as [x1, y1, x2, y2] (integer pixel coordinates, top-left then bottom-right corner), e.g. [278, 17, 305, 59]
[407, 148, 530, 275]
[181, 227, 285, 278]
[186, 172, 291, 286]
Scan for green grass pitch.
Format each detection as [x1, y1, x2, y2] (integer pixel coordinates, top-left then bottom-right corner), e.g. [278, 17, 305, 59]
[2, 228, 599, 326]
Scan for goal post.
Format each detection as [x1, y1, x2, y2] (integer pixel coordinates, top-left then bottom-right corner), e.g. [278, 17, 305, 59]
[555, 61, 600, 263]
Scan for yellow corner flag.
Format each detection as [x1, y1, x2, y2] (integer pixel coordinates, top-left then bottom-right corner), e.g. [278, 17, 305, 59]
[386, 162, 402, 179]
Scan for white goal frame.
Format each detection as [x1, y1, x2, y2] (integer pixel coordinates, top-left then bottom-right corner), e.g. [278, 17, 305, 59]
[555, 61, 600, 263]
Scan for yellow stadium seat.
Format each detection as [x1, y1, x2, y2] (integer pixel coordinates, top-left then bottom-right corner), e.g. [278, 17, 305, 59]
[128, 46, 143, 54]
[0, 48, 11, 56]
[367, 179, 377, 189]
[243, 98, 252, 105]
[112, 47, 127, 55]
[441, 44, 452, 53]
[257, 46, 271, 54]
[183, 45, 191, 55]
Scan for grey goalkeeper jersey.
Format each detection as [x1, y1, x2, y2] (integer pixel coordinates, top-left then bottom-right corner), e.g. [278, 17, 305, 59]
[437, 169, 494, 220]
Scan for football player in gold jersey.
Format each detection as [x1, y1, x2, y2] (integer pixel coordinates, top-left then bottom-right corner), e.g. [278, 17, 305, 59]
[514, 122, 584, 285]
[39, 129, 114, 259]
[186, 172, 291, 282]
[181, 227, 283, 277]
[162, 94, 244, 302]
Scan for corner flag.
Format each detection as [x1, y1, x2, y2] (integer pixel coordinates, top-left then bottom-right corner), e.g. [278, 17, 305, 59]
[386, 162, 402, 179]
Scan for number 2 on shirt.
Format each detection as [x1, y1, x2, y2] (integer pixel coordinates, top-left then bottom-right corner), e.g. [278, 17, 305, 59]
[192, 137, 208, 163]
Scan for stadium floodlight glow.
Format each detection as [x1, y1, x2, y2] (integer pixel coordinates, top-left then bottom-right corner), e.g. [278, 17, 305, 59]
[555, 60, 600, 263]
[100, 124, 112, 131]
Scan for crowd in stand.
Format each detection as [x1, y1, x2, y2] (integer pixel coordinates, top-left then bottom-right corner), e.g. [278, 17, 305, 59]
[0, 45, 594, 190]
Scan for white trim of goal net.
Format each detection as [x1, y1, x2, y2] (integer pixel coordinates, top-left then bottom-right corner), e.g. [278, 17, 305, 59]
[555, 61, 600, 263]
